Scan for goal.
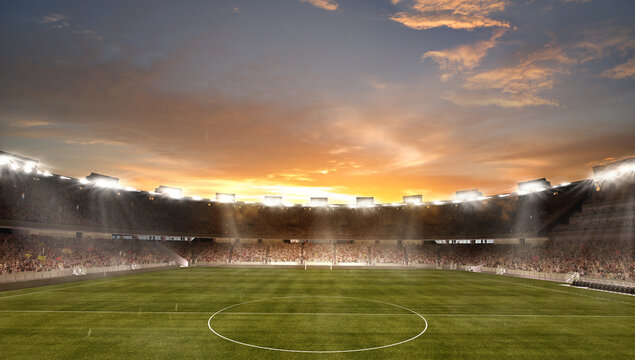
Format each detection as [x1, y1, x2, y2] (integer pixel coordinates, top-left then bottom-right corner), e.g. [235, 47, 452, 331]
[304, 262, 333, 270]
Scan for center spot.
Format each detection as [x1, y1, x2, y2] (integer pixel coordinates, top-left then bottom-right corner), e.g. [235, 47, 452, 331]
[207, 296, 428, 353]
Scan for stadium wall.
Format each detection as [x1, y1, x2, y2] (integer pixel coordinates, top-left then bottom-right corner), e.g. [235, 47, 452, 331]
[0, 263, 179, 289]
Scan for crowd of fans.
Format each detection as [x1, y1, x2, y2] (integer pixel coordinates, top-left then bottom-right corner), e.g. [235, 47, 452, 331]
[302, 243, 334, 263]
[405, 239, 633, 280]
[231, 243, 267, 263]
[165, 240, 232, 263]
[371, 244, 406, 264]
[1, 235, 631, 280]
[335, 243, 369, 263]
[0, 234, 169, 274]
[267, 242, 301, 263]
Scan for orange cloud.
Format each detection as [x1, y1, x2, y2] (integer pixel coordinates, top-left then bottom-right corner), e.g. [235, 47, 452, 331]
[300, 0, 339, 11]
[391, 0, 510, 30]
[602, 57, 635, 79]
[422, 29, 506, 80]
[445, 42, 575, 107]
[442, 91, 558, 108]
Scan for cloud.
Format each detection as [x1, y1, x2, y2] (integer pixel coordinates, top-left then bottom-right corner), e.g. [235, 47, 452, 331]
[569, 26, 635, 80]
[11, 120, 51, 127]
[37, 13, 68, 23]
[37, 13, 70, 29]
[390, 0, 510, 30]
[441, 40, 576, 108]
[442, 91, 558, 107]
[361, 74, 390, 89]
[572, 27, 635, 63]
[602, 57, 635, 79]
[422, 29, 506, 81]
[464, 45, 574, 92]
[300, 0, 339, 11]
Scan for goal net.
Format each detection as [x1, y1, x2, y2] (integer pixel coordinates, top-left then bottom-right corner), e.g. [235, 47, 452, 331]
[304, 262, 333, 270]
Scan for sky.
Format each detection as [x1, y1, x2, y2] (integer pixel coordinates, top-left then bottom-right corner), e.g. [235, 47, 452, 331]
[1, 0, 634, 204]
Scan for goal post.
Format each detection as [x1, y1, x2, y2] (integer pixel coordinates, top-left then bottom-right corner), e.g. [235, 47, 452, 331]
[304, 262, 333, 270]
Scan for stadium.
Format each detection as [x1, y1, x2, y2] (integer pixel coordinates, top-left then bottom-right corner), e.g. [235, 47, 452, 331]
[0, 152, 633, 359]
[1, 1, 635, 359]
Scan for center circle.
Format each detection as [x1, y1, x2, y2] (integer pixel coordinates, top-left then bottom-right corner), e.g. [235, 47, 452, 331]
[207, 295, 428, 353]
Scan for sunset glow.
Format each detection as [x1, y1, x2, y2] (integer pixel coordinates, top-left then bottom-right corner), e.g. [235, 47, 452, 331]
[1, 1, 633, 204]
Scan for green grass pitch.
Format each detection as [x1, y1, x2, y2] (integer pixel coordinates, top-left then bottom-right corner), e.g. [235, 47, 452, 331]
[0, 268, 633, 359]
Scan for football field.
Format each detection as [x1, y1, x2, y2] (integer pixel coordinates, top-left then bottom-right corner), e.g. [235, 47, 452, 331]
[0, 268, 633, 359]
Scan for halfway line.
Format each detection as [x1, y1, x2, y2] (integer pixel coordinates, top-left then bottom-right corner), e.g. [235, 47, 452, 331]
[0, 309, 633, 318]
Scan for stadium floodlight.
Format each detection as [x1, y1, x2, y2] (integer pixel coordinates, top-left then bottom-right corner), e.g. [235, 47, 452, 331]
[216, 193, 236, 203]
[191, 195, 203, 201]
[403, 195, 422, 204]
[22, 161, 37, 174]
[79, 178, 90, 185]
[432, 200, 446, 205]
[155, 186, 183, 199]
[517, 178, 551, 195]
[498, 193, 510, 198]
[59, 176, 71, 180]
[124, 186, 138, 192]
[87, 173, 119, 189]
[310, 197, 328, 207]
[356, 197, 374, 208]
[456, 189, 483, 202]
[95, 179, 119, 189]
[263, 196, 283, 206]
[0, 152, 39, 172]
[390, 202, 403, 207]
[517, 186, 546, 196]
[557, 182, 571, 187]
[593, 157, 635, 182]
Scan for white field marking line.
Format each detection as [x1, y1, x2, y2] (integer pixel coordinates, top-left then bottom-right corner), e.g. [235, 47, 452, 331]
[422, 314, 635, 318]
[0, 309, 212, 315]
[0, 309, 632, 318]
[216, 312, 416, 316]
[0, 277, 135, 300]
[207, 295, 429, 354]
[215, 312, 635, 318]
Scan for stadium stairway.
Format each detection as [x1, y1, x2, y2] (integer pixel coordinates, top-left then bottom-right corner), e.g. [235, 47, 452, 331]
[548, 187, 635, 241]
